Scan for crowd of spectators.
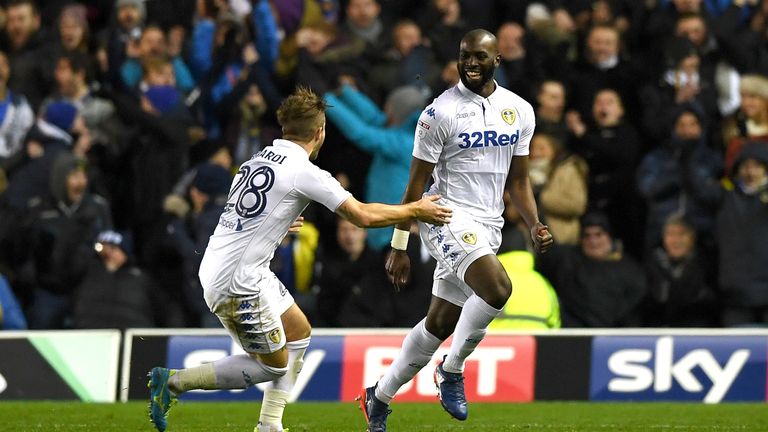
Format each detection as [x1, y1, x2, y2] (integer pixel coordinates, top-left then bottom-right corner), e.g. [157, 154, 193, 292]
[0, 0, 766, 330]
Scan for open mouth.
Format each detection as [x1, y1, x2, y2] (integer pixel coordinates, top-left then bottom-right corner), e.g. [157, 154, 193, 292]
[465, 70, 482, 80]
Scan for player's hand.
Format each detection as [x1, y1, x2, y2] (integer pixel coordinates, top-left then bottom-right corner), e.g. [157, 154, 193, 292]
[288, 216, 304, 233]
[386, 249, 411, 292]
[531, 222, 554, 253]
[413, 195, 452, 225]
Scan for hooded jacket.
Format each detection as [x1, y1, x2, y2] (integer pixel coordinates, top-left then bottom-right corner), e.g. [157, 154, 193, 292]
[716, 143, 768, 306]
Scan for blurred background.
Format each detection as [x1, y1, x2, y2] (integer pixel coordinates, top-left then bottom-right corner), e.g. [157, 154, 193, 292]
[0, 0, 767, 333]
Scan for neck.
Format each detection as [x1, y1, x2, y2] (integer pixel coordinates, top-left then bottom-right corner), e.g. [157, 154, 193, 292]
[285, 135, 314, 155]
[474, 81, 496, 98]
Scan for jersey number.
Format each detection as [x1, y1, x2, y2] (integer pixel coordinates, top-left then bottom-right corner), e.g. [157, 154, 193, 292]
[230, 165, 275, 218]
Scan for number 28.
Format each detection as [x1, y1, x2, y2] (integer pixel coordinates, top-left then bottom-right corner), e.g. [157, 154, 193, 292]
[229, 165, 275, 218]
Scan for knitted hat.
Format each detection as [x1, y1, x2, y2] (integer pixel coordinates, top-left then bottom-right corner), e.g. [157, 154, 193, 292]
[192, 163, 232, 196]
[580, 211, 613, 236]
[739, 75, 768, 100]
[45, 101, 78, 131]
[144, 85, 180, 114]
[96, 230, 134, 257]
[116, 0, 146, 17]
[386, 85, 429, 125]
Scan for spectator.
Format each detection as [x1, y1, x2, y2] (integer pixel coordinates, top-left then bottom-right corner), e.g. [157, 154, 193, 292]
[72, 230, 162, 329]
[676, 12, 742, 119]
[568, 24, 639, 122]
[293, 20, 366, 95]
[489, 250, 561, 329]
[165, 163, 231, 327]
[99, 0, 145, 89]
[529, 132, 588, 245]
[4, 101, 92, 209]
[716, 142, 768, 326]
[110, 78, 194, 267]
[120, 25, 195, 93]
[643, 214, 718, 327]
[723, 74, 768, 174]
[723, 0, 768, 75]
[419, 0, 469, 64]
[567, 88, 643, 255]
[4, 0, 47, 110]
[47, 52, 122, 157]
[0, 272, 27, 329]
[534, 79, 569, 146]
[0, 50, 35, 175]
[537, 212, 647, 327]
[15, 153, 112, 329]
[367, 19, 440, 103]
[640, 36, 720, 141]
[315, 218, 389, 327]
[637, 105, 722, 252]
[494, 22, 544, 103]
[342, 0, 387, 54]
[323, 83, 427, 250]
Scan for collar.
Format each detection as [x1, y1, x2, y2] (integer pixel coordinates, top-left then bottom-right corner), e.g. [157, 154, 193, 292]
[272, 139, 310, 159]
[457, 79, 500, 104]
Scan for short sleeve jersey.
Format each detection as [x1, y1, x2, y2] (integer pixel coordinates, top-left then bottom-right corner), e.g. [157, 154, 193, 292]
[199, 139, 351, 291]
[413, 80, 535, 229]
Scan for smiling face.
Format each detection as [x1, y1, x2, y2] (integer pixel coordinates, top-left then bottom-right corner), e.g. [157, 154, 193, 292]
[457, 30, 500, 97]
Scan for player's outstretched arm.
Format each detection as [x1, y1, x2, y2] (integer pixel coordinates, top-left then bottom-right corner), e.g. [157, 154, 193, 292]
[335, 195, 451, 228]
[507, 155, 554, 253]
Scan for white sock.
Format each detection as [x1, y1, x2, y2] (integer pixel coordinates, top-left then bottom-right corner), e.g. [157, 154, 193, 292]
[212, 354, 287, 389]
[376, 319, 441, 404]
[259, 337, 310, 429]
[442, 295, 501, 373]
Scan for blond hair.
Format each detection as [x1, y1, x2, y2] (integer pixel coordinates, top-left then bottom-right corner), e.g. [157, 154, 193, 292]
[277, 86, 327, 142]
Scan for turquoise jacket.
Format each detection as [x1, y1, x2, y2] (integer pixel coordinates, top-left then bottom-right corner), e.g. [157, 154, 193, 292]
[324, 85, 419, 250]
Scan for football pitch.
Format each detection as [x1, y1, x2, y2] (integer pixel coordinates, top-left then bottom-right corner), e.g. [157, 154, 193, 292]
[0, 401, 766, 431]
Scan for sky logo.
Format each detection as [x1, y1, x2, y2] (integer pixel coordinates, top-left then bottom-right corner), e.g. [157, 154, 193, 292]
[590, 336, 766, 403]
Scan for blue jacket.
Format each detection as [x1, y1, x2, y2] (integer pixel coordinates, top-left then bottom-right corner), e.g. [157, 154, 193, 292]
[0, 275, 27, 329]
[324, 85, 419, 249]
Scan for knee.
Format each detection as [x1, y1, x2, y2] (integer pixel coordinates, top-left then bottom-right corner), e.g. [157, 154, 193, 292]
[264, 364, 289, 380]
[481, 277, 512, 310]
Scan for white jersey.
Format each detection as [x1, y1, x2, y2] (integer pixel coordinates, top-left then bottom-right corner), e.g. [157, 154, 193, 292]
[413, 80, 535, 229]
[199, 139, 351, 293]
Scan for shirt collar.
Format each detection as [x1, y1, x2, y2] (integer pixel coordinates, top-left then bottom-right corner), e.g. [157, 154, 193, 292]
[272, 139, 310, 159]
[457, 79, 501, 104]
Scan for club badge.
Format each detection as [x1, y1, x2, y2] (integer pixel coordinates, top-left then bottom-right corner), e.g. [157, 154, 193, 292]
[461, 232, 477, 245]
[501, 108, 516, 125]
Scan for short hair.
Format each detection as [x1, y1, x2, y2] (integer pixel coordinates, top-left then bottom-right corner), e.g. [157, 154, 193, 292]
[277, 86, 327, 142]
[58, 51, 89, 74]
[7, 0, 39, 15]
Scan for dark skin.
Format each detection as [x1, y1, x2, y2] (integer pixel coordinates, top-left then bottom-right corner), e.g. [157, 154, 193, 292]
[385, 29, 554, 339]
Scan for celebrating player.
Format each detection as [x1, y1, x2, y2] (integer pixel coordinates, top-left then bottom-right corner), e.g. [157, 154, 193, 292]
[359, 29, 554, 431]
[147, 86, 452, 432]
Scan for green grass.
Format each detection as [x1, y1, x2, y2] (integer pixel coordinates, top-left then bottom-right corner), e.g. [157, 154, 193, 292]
[0, 401, 767, 431]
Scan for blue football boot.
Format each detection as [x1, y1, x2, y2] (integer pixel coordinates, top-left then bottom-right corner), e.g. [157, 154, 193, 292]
[434, 355, 468, 420]
[357, 384, 391, 432]
[148, 367, 177, 431]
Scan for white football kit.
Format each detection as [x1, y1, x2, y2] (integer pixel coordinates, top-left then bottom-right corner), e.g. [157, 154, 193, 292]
[199, 139, 351, 353]
[413, 80, 535, 306]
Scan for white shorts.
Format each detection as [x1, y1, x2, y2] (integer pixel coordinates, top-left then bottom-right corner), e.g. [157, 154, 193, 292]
[203, 269, 294, 354]
[418, 211, 501, 307]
